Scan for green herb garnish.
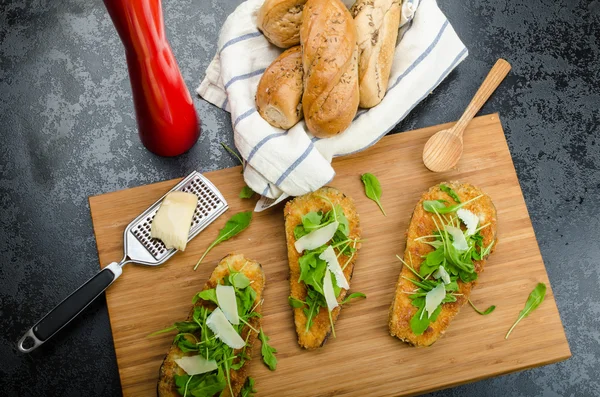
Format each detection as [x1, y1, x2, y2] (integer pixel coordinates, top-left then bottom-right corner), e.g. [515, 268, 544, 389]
[468, 298, 496, 315]
[340, 292, 367, 304]
[440, 184, 461, 203]
[221, 142, 245, 173]
[240, 376, 257, 397]
[192, 289, 218, 305]
[401, 195, 496, 335]
[153, 267, 267, 397]
[239, 185, 254, 199]
[259, 328, 277, 371]
[290, 203, 365, 334]
[505, 283, 546, 339]
[194, 211, 253, 270]
[360, 173, 386, 216]
[423, 194, 483, 214]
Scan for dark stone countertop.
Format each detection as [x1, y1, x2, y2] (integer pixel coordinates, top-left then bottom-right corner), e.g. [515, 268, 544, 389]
[1, 0, 599, 396]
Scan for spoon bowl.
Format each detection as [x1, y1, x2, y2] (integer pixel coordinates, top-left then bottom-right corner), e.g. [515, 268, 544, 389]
[423, 128, 463, 172]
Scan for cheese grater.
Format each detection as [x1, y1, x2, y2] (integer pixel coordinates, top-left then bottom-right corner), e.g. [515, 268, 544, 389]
[18, 171, 228, 353]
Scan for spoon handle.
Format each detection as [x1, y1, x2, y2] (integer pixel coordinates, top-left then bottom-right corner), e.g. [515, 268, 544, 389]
[453, 58, 511, 137]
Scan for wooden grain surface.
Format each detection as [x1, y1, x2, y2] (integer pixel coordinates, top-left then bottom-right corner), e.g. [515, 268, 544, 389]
[89, 114, 570, 397]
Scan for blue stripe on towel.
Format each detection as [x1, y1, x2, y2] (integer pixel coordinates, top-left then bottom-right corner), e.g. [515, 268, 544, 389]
[224, 68, 266, 90]
[233, 108, 256, 128]
[387, 19, 449, 93]
[220, 31, 262, 53]
[262, 185, 269, 196]
[221, 97, 228, 110]
[339, 47, 468, 157]
[247, 130, 289, 163]
[275, 143, 314, 186]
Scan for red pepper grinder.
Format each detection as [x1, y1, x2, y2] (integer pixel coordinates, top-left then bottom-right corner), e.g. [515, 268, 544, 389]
[104, 0, 200, 157]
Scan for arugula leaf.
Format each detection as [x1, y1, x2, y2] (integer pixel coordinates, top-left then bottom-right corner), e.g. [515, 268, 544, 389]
[468, 298, 496, 315]
[361, 173, 386, 216]
[173, 333, 200, 352]
[240, 376, 257, 397]
[259, 328, 277, 371]
[505, 283, 546, 339]
[175, 368, 227, 397]
[442, 294, 457, 303]
[239, 185, 254, 199]
[423, 195, 483, 214]
[221, 142, 244, 173]
[194, 211, 253, 270]
[440, 184, 461, 203]
[229, 271, 251, 289]
[298, 246, 328, 294]
[302, 211, 323, 231]
[420, 247, 444, 276]
[234, 283, 257, 317]
[444, 280, 459, 292]
[193, 289, 218, 305]
[148, 320, 201, 337]
[288, 296, 306, 308]
[409, 297, 443, 335]
[423, 200, 447, 213]
[304, 288, 326, 331]
[340, 292, 366, 305]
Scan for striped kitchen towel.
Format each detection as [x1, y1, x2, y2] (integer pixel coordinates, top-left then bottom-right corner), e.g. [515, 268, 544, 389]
[197, 0, 468, 199]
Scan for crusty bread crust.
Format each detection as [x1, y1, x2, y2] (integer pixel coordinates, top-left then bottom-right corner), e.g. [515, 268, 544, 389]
[388, 182, 498, 347]
[300, 0, 360, 138]
[351, 0, 401, 108]
[157, 254, 265, 397]
[257, 0, 307, 48]
[256, 46, 304, 129]
[284, 187, 362, 349]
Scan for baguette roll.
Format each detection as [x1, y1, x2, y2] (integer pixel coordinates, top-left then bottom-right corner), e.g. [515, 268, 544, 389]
[256, 46, 304, 129]
[351, 0, 401, 108]
[257, 0, 307, 48]
[300, 0, 360, 138]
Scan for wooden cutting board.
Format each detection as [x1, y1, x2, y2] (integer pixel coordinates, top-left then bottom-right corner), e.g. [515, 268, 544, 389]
[89, 114, 570, 397]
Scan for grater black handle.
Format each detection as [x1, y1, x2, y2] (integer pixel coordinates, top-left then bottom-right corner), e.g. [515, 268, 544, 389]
[17, 262, 123, 353]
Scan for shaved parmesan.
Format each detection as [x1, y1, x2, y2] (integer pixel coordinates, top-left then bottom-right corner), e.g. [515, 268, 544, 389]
[323, 269, 338, 312]
[294, 221, 339, 253]
[425, 283, 446, 318]
[457, 209, 479, 236]
[216, 284, 239, 325]
[445, 225, 469, 251]
[174, 355, 218, 375]
[433, 265, 451, 285]
[151, 191, 198, 251]
[319, 246, 349, 290]
[206, 308, 245, 349]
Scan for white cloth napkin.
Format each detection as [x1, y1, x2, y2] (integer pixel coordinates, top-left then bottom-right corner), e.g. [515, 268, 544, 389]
[197, 0, 467, 199]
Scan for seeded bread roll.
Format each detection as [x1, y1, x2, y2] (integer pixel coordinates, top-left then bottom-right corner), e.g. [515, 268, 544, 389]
[257, 0, 307, 48]
[300, 0, 360, 138]
[256, 46, 304, 129]
[351, 0, 401, 108]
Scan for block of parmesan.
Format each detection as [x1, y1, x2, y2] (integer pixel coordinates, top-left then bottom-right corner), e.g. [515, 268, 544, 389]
[150, 191, 198, 251]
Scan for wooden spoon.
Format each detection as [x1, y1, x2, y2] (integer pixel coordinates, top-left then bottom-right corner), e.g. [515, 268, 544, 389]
[423, 58, 512, 172]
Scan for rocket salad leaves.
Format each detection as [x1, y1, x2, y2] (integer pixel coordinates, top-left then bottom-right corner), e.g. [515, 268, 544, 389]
[361, 173, 386, 216]
[402, 190, 496, 335]
[194, 211, 253, 270]
[151, 266, 275, 397]
[289, 202, 365, 335]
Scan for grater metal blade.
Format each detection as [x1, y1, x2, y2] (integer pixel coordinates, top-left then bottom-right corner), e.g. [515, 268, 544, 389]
[124, 171, 228, 266]
[18, 171, 228, 353]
